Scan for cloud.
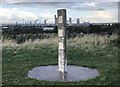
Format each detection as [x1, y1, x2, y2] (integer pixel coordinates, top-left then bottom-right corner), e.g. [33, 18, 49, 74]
[83, 10, 116, 23]
[3, 2, 117, 11]
[16, 11, 38, 20]
[94, 11, 112, 19]
[67, 2, 105, 11]
[1, 0, 120, 3]
[0, 8, 13, 23]
[0, 1, 118, 23]
[0, 8, 38, 23]
[0, 8, 12, 18]
[0, 7, 54, 24]
[84, 2, 98, 7]
[39, 11, 53, 19]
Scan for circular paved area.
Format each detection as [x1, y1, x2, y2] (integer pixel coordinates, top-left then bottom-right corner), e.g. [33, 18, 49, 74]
[28, 65, 99, 82]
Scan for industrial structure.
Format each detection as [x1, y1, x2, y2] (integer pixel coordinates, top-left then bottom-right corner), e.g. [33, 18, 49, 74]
[1, 14, 117, 30]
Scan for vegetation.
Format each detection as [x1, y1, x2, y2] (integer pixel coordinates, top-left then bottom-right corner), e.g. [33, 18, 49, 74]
[2, 34, 119, 85]
[1, 23, 119, 85]
[2, 23, 119, 35]
[2, 23, 119, 44]
[2, 33, 57, 44]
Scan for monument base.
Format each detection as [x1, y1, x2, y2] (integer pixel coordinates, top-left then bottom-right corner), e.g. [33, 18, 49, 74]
[28, 65, 99, 82]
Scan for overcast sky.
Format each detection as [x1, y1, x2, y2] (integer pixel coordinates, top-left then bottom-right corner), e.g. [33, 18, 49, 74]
[0, 0, 119, 24]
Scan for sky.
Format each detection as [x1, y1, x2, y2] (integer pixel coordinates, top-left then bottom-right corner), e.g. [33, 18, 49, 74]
[0, 0, 119, 24]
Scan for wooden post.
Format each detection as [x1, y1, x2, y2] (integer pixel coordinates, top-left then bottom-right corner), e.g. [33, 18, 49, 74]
[57, 9, 67, 73]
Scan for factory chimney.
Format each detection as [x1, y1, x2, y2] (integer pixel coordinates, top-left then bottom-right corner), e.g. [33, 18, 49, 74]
[54, 15, 57, 25]
[69, 17, 72, 25]
[77, 18, 80, 25]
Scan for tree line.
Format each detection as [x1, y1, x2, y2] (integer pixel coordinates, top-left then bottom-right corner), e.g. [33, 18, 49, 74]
[2, 23, 119, 44]
[2, 23, 119, 35]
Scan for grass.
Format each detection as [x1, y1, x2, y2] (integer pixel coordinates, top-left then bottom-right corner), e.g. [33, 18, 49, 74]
[1, 34, 119, 85]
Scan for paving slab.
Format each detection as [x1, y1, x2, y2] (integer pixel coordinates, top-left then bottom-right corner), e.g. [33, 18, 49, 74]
[28, 65, 99, 82]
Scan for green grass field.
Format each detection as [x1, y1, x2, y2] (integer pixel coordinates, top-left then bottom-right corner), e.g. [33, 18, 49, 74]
[2, 34, 119, 85]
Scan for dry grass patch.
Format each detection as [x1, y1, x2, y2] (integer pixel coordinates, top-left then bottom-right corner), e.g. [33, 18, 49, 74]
[1, 34, 117, 50]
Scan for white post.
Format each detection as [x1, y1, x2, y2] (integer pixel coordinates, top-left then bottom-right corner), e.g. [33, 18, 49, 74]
[57, 9, 67, 73]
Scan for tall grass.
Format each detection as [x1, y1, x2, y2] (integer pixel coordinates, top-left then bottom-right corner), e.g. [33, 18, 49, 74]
[2, 34, 118, 85]
[68, 34, 117, 51]
[1, 37, 58, 47]
[1, 34, 118, 50]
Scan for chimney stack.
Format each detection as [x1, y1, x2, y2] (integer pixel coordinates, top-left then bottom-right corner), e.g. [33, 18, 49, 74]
[44, 20, 47, 25]
[54, 15, 57, 26]
[69, 17, 72, 25]
[77, 18, 80, 25]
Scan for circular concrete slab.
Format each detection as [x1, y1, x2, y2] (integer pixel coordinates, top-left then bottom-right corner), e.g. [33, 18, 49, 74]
[28, 65, 99, 82]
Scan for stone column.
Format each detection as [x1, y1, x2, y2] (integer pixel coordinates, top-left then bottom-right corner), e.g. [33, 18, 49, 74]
[57, 9, 67, 73]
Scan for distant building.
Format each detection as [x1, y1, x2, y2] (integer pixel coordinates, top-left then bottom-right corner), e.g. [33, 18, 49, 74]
[69, 17, 72, 25]
[83, 22, 90, 26]
[30, 21, 32, 24]
[54, 15, 57, 26]
[77, 18, 80, 25]
[44, 20, 47, 25]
